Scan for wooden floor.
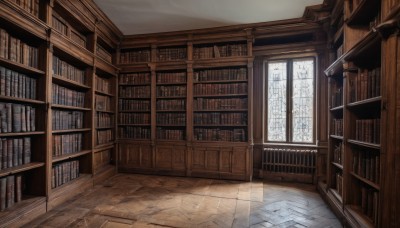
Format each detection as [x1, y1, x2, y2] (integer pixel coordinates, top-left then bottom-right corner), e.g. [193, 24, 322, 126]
[25, 174, 342, 228]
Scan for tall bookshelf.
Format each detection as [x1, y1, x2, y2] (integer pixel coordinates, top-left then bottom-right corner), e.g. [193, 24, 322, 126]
[0, 1, 47, 222]
[320, 0, 400, 227]
[117, 36, 253, 180]
[0, 0, 121, 225]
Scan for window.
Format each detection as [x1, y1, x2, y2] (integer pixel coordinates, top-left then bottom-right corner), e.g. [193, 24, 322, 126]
[266, 58, 315, 143]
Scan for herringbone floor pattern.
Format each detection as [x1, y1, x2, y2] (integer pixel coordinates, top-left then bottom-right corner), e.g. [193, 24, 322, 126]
[25, 174, 341, 228]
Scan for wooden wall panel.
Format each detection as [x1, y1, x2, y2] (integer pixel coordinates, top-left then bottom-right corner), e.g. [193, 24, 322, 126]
[232, 147, 247, 174]
[155, 145, 186, 170]
[118, 143, 152, 168]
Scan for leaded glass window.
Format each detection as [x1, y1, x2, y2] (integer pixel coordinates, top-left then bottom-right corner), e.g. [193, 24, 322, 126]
[267, 62, 287, 141]
[266, 58, 315, 144]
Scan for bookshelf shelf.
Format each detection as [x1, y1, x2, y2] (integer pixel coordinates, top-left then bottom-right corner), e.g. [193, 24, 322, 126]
[324, 54, 345, 77]
[119, 110, 151, 113]
[118, 124, 151, 126]
[118, 97, 151, 100]
[330, 135, 344, 140]
[194, 94, 248, 98]
[156, 96, 186, 99]
[51, 36, 94, 67]
[350, 172, 380, 190]
[0, 131, 45, 137]
[0, 57, 44, 75]
[50, 173, 91, 192]
[194, 109, 248, 112]
[52, 150, 92, 163]
[329, 188, 343, 204]
[96, 110, 115, 114]
[156, 124, 186, 127]
[52, 75, 90, 90]
[347, 96, 381, 108]
[0, 96, 45, 105]
[347, 139, 380, 149]
[156, 110, 186, 113]
[52, 128, 91, 134]
[194, 124, 247, 127]
[156, 82, 187, 85]
[118, 83, 152, 86]
[344, 31, 380, 63]
[332, 162, 344, 170]
[94, 142, 115, 149]
[330, 105, 344, 112]
[96, 127, 114, 130]
[95, 90, 115, 97]
[51, 104, 91, 111]
[193, 79, 248, 84]
[0, 162, 45, 178]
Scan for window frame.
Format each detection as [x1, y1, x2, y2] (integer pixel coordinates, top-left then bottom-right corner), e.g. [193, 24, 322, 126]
[264, 56, 316, 145]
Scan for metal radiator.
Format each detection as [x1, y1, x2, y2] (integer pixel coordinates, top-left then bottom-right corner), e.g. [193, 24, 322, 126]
[262, 147, 317, 183]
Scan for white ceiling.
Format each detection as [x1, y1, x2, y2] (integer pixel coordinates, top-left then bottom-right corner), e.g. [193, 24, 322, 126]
[94, 0, 323, 35]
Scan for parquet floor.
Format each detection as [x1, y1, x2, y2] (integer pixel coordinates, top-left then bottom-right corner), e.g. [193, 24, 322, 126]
[25, 174, 342, 228]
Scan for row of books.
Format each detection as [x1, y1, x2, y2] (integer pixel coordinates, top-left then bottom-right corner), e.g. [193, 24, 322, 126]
[10, 0, 40, 18]
[352, 149, 380, 184]
[119, 86, 150, 98]
[157, 99, 185, 110]
[157, 86, 186, 97]
[157, 72, 186, 84]
[52, 13, 87, 49]
[52, 14, 67, 36]
[194, 98, 247, 110]
[95, 95, 111, 111]
[156, 113, 185, 125]
[97, 129, 113, 145]
[354, 119, 380, 144]
[157, 47, 187, 61]
[51, 160, 80, 189]
[52, 110, 83, 130]
[194, 113, 247, 125]
[119, 72, 150, 85]
[194, 68, 247, 82]
[119, 49, 151, 64]
[96, 113, 113, 128]
[0, 28, 39, 68]
[156, 128, 185, 140]
[349, 68, 381, 102]
[118, 100, 150, 111]
[0, 137, 31, 170]
[119, 113, 150, 125]
[194, 83, 247, 95]
[0, 175, 22, 211]
[332, 119, 343, 136]
[193, 43, 247, 59]
[0, 103, 36, 133]
[358, 186, 379, 225]
[194, 128, 247, 142]
[52, 84, 86, 108]
[0, 66, 37, 100]
[119, 126, 150, 139]
[52, 56, 85, 85]
[70, 30, 86, 49]
[331, 87, 343, 108]
[96, 44, 112, 63]
[95, 76, 111, 94]
[335, 172, 343, 197]
[333, 142, 343, 165]
[52, 133, 82, 157]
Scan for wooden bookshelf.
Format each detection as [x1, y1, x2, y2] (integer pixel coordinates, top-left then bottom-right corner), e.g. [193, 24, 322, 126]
[117, 36, 252, 181]
[0, 0, 121, 224]
[320, 0, 400, 227]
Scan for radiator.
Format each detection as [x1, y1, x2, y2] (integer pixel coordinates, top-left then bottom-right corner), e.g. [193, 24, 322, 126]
[262, 147, 317, 183]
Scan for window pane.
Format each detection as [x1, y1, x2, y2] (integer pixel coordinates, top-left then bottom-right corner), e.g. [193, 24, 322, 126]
[292, 59, 314, 143]
[267, 61, 287, 141]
